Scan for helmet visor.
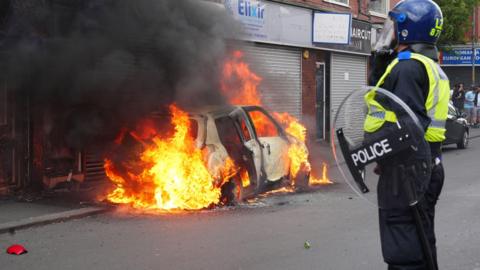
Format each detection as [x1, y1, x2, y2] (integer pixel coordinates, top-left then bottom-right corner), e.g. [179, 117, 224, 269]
[374, 18, 395, 52]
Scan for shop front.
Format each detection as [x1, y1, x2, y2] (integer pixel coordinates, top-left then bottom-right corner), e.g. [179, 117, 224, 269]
[312, 14, 372, 141]
[440, 47, 480, 87]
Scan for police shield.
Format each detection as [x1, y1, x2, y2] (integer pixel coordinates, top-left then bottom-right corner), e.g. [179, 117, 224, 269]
[332, 87, 431, 209]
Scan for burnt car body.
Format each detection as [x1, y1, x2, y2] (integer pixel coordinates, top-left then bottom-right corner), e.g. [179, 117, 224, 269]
[444, 102, 469, 149]
[189, 105, 309, 202]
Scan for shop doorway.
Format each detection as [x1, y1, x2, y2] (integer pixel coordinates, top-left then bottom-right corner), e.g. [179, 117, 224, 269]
[315, 62, 326, 140]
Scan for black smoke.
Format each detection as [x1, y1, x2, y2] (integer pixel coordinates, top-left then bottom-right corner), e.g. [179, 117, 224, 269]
[1, 0, 238, 149]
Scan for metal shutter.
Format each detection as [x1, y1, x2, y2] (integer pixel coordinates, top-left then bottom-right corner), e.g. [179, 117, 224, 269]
[241, 43, 302, 119]
[330, 53, 367, 143]
[442, 66, 478, 87]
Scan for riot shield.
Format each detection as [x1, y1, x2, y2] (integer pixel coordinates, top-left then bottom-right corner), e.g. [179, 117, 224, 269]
[332, 87, 431, 209]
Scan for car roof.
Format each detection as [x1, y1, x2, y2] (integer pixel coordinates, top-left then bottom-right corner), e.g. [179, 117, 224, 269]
[188, 104, 263, 117]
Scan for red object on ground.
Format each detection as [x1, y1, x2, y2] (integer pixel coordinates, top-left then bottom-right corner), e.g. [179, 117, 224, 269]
[6, 244, 28, 255]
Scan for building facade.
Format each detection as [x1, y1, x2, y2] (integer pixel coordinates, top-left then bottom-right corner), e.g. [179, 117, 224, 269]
[223, 0, 401, 142]
[439, 5, 480, 88]
[0, 0, 403, 193]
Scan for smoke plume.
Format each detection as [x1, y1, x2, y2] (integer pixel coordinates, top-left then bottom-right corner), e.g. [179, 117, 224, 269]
[1, 0, 238, 148]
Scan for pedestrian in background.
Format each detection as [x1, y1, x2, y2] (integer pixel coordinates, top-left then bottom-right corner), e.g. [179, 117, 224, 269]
[465, 87, 476, 126]
[474, 86, 480, 128]
[452, 83, 465, 113]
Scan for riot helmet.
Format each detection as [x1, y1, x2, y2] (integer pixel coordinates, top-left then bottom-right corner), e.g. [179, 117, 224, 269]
[374, 0, 444, 52]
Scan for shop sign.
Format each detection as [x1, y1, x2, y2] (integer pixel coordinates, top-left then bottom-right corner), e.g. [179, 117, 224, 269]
[313, 12, 351, 45]
[313, 18, 372, 55]
[224, 0, 312, 47]
[440, 48, 480, 66]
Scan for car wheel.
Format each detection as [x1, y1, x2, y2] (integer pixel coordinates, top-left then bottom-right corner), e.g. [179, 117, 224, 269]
[220, 176, 245, 206]
[293, 163, 310, 191]
[457, 130, 469, 149]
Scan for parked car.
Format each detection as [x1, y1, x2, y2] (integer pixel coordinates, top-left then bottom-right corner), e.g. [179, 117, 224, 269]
[189, 105, 310, 203]
[444, 102, 469, 149]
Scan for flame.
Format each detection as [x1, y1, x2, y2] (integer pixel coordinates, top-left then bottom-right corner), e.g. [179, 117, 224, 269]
[221, 50, 262, 106]
[309, 163, 333, 185]
[272, 112, 308, 179]
[105, 105, 239, 210]
[240, 170, 250, 188]
[222, 50, 332, 187]
[105, 50, 332, 211]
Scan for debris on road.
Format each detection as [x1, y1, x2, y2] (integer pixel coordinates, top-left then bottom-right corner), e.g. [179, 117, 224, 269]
[304, 241, 311, 249]
[6, 244, 28, 255]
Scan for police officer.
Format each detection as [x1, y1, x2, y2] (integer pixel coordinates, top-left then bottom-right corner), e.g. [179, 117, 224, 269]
[366, 0, 449, 269]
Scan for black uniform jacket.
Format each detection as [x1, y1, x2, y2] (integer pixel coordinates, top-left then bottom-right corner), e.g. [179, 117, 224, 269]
[377, 49, 442, 158]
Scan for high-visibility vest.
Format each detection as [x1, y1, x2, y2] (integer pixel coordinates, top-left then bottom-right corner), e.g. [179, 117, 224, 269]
[364, 51, 450, 142]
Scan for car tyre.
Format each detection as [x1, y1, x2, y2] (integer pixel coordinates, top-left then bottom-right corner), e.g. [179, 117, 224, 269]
[457, 130, 469, 149]
[293, 163, 310, 191]
[221, 176, 245, 206]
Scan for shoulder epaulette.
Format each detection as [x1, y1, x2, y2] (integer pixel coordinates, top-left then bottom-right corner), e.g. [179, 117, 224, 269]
[397, 51, 412, 61]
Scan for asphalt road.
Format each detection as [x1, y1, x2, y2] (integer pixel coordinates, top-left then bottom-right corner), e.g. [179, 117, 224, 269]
[1, 136, 480, 270]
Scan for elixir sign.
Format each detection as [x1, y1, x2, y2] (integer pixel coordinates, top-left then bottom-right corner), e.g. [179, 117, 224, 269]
[224, 0, 312, 47]
[238, 0, 265, 19]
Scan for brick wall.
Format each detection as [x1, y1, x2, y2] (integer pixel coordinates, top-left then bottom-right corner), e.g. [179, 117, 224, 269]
[464, 5, 480, 43]
[272, 0, 403, 24]
[207, 0, 403, 24]
[302, 49, 317, 119]
[273, 0, 370, 21]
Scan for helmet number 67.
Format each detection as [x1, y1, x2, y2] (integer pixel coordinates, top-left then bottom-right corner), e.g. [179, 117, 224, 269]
[430, 18, 443, 38]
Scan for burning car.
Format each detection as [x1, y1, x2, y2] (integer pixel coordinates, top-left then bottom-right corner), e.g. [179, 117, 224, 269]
[189, 105, 311, 203]
[103, 50, 331, 211]
[104, 104, 312, 210]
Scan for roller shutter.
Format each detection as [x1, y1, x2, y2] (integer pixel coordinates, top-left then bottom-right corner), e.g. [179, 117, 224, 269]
[241, 43, 302, 119]
[330, 53, 367, 142]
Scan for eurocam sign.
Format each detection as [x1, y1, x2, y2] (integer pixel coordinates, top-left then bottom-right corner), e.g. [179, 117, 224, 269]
[439, 48, 480, 66]
[224, 0, 312, 47]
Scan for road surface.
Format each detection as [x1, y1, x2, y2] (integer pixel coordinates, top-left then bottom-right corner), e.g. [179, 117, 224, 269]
[1, 137, 479, 270]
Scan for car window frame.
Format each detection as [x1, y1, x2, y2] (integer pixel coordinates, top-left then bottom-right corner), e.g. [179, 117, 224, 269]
[242, 106, 287, 139]
[228, 109, 256, 144]
[214, 116, 244, 147]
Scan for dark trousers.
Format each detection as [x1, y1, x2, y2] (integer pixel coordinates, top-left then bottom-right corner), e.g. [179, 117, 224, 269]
[379, 163, 445, 270]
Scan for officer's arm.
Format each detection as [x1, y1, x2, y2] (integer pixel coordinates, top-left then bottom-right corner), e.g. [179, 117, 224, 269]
[385, 60, 430, 131]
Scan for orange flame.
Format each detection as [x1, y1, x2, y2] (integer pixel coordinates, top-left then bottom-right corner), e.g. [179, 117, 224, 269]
[240, 170, 250, 188]
[221, 51, 262, 106]
[310, 163, 333, 185]
[105, 50, 332, 211]
[222, 50, 332, 187]
[105, 105, 239, 210]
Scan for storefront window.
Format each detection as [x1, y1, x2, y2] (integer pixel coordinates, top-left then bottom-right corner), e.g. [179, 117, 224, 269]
[370, 0, 389, 15]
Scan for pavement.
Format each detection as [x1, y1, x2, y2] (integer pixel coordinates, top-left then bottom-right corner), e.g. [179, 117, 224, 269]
[0, 184, 113, 235]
